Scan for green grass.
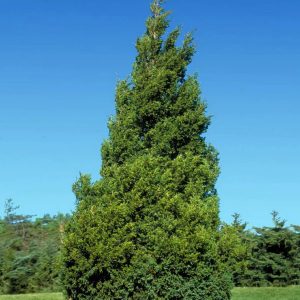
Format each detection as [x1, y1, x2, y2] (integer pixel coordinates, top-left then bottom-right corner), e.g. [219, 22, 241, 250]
[0, 294, 63, 300]
[232, 286, 300, 300]
[0, 287, 300, 300]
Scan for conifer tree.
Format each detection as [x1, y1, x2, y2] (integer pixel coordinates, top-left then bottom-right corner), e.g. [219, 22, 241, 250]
[62, 1, 232, 299]
[240, 212, 300, 287]
[0, 200, 66, 294]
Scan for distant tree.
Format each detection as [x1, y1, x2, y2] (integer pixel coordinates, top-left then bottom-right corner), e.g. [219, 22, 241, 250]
[4, 198, 34, 249]
[0, 199, 34, 293]
[231, 213, 247, 233]
[0, 199, 69, 294]
[218, 214, 250, 287]
[240, 212, 300, 286]
[62, 1, 233, 299]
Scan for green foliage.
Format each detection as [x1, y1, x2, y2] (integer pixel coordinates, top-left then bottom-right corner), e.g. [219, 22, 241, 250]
[0, 200, 69, 294]
[234, 212, 300, 287]
[62, 1, 233, 299]
[218, 214, 249, 287]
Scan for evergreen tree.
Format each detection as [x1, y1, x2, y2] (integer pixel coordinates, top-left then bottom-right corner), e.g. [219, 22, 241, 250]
[218, 214, 249, 287]
[62, 1, 232, 299]
[0, 200, 68, 294]
[239, 212, 300, 287]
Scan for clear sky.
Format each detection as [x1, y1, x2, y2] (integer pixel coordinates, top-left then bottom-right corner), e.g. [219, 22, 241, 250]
[0, 0, 299, 227]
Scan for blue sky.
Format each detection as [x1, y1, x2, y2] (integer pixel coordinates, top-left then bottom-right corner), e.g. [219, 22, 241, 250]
[0, 0, 299, 227]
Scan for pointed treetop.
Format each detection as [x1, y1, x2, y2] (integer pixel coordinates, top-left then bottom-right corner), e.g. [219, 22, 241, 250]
[150, 0, 165, 17]
[271, 211, 286, 228]
[146, 0, 169, 40]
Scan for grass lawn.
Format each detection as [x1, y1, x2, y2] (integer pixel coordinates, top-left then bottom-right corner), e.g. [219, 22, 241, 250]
[0, 294, 63, 300]
[232, 286, 300, 300]
[0, 287, 300, 299]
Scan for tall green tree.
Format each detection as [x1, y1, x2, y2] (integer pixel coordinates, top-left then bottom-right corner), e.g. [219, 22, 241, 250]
[62, 1, 232, 299]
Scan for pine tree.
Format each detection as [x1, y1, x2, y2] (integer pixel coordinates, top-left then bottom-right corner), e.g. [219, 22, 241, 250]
[241, 212, 300, 287]
[0, 200, 67, 294]
[62, 1, 232, 299]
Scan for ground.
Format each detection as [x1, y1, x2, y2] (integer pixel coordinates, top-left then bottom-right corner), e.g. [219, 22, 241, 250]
[0, 287, 300, 300]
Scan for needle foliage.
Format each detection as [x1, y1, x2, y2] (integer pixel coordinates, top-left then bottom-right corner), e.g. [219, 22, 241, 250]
[62, 1, 232, 299]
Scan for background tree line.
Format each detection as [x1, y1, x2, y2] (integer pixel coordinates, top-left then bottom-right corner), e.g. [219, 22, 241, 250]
[0, 199, 69, 294]
[0, 199, 299, 295]
[231, 211, 300, 287]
